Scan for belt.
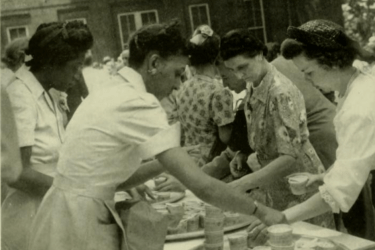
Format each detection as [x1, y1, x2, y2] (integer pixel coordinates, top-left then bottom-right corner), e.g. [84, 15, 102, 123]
[53, 174, 116, 201]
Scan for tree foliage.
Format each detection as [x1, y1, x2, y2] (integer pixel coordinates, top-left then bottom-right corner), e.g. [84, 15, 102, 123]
[343, 0, 375, 46]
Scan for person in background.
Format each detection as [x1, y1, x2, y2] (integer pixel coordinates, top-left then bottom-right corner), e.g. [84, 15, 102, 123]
[221, 28, 334, 228]
[1, 89, 23, 203]
[28, 21, 287, 250]
[177, 24, 234, 166]
[117, 49, 130, 71]
[202, 59, 253, 182]
[249, 19, 375, 242]
[1, 37, 29, 88]
[265, 42, 280, 62]
[2, 21, 93, 250]
[156, 25, 235, 192]
[64, 51, 91, 121]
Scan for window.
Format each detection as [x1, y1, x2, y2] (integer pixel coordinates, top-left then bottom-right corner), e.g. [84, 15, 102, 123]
[189, 4, 211, 33]
[118, 10, 158, 50]
[244, 0, 267, 42]
[65, 18, 87, 24]
[6, 26, 28, 42]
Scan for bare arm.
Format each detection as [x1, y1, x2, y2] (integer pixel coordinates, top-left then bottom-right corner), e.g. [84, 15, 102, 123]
[231, 155, 295, 190]
[9, 146, 53, 197]
[283, 192, 331, 223]
[156, 147, 286, 225]
[117, 159, 164, 190]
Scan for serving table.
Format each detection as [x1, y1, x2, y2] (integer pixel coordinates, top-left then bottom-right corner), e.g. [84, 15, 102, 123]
[163, 190, 375, 250]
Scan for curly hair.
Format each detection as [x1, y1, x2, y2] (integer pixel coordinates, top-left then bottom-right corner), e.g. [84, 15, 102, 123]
[128, 20, 187, 68]
[187, 30, 220, 66]
[220, 29, 267, 61]
[26, 21, 93, 71]
[281, 38, 357, 68]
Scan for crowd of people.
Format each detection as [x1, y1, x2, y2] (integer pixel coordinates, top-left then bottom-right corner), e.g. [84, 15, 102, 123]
[1, 17, 375, 250]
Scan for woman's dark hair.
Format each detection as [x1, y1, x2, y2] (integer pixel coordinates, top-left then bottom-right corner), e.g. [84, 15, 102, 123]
[187, 28, 220, 66]
[220, 29, 267, 61]
[128, 20, 187, 68]
[281, 38, 357, 68]
[25, 21, 93, 71]
[265, 42, 280, 62]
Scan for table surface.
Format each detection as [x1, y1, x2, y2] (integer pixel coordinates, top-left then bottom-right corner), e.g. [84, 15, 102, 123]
[162, 190, 375, 250]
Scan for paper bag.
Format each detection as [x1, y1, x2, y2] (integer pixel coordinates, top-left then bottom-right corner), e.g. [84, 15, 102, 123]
[116, 200, 169, 250]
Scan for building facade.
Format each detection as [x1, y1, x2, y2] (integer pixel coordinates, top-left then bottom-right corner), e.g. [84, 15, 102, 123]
[1, 0, 344, 63]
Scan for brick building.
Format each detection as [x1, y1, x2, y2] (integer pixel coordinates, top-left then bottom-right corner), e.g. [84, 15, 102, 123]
[1, 0, 344, 63]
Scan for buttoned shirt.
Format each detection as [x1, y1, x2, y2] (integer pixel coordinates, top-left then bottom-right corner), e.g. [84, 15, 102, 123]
[56, 66, 180, 188]
[6, 67, 65, 175]
[320, 70, 375, 213]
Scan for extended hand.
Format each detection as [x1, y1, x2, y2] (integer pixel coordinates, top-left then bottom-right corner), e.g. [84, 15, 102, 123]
[154, 174, 186, 192]
[256, 202, 288, 226]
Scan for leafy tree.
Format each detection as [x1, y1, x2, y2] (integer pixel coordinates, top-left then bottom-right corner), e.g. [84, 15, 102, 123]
[343, 0, 375, 46]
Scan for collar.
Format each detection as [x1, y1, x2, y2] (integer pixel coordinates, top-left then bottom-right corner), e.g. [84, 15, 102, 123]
[15, 66, 45, 99]
[249, 63, 275, 104]
[118, 66, 147, 93]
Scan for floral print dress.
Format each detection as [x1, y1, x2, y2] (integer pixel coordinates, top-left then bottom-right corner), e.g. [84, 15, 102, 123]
[176, 74, 234, 166]
[245, 64, 334, 228]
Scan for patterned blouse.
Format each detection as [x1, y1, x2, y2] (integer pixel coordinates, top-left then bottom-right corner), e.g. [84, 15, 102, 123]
[245, 64, 333, 228]
[176, 74, 234, 166]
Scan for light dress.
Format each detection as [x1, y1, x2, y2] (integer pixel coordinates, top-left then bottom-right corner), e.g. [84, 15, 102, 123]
[28, 67, 180, 250]
[2, 66, 65, 250]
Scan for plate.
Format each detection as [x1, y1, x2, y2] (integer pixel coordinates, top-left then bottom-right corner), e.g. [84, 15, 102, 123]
[165, 215, 257, 242]
[189, 235, 350, 250]
[148, 191, 186, 205]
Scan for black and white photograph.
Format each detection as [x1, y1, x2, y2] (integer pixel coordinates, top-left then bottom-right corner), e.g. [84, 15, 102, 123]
[1, 0, 375, 249]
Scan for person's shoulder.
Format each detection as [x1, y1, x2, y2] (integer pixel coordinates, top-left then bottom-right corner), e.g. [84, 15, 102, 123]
[344, 72, 375, 119]
[270, 69, 300, 97]
[6, 77, 32, 98]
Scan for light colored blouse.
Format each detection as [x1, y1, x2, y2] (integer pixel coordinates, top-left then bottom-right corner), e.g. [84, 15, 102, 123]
[57, 66, 180, 188]
[6, 66, 65, 176]
[320, 70, 375, 213]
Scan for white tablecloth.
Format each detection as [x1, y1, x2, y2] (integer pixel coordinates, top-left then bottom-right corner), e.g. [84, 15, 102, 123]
[163, 191, 375, 250]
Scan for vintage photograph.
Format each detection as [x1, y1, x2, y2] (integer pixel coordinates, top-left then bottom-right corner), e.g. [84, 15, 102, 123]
[1, 0, 375, 249]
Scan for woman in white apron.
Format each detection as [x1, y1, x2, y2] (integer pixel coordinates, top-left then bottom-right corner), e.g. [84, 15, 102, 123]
[28, 21, 287, 250]
[2, 21, 93, 250]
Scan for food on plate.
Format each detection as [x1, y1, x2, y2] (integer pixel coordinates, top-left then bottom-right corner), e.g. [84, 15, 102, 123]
[152, 201, 249, 236]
